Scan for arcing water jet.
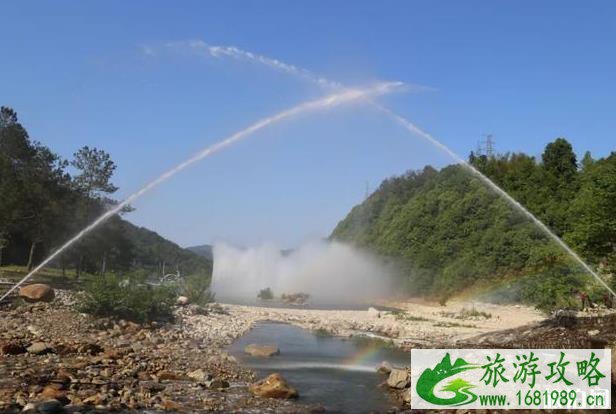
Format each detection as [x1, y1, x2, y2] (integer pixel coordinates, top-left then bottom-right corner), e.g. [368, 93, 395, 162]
[177, 39, 615, 298]
[0, 82, 401, 302]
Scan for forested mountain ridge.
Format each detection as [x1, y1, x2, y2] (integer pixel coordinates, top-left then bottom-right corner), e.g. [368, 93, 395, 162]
[0, 106, 211, 279]
[187, 244, 214, 261]
[331, 139, 616, 310]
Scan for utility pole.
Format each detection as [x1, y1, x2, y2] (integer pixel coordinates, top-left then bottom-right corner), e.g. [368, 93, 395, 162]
[476, 141, 483, 156]
[477, 134, 495, 158]
[483, 134, 495, 158]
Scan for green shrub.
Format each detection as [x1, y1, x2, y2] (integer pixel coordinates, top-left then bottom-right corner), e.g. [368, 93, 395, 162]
[458, 307, 492, 319]
[179, 272, 215, 305]
[257, 287, 274, 300]
[77, 273, 175, 323]
[519, 266, 583, 312]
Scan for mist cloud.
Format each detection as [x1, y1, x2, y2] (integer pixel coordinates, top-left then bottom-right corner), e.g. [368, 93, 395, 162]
[211, 240, 394, 304]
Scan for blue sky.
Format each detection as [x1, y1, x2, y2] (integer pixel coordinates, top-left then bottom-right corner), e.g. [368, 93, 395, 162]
[2, 1, 615, 248]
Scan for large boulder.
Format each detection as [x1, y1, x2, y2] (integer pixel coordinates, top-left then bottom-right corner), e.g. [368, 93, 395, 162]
[368, 307, 381, 318]
[249, 373, 298, 399]
[387, 367, 410, 389]
[19, 283, 54, 302]
[176, 296, 189, 306]
[244, 343, 280, 357]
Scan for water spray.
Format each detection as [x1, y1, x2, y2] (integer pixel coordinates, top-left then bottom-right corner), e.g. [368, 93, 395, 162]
[0, 82, 401, 302]
[165, 39, 615, 298]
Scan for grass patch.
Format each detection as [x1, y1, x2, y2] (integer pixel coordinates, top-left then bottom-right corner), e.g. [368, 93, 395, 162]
[433, 321, 477, 329]
[314, 328, 331, 337]
[179, 272, 215, 306]
[439, 307, 492, 320]
[458, 307, 492, 319]
[389, 309, 431, 322]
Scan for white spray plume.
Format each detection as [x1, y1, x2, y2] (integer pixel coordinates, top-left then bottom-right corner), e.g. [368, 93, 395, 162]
[211, 240, 394, 304]
[0, 82, 402, 302]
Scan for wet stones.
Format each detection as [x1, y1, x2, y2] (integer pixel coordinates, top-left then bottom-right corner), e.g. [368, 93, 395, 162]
[249, 373, 298, 399]
[244, 344, 280, 357]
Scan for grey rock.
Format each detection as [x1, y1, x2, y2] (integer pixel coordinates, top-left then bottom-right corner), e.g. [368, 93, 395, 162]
[387, 368, 410, 389]
[244, 344, 280, 357]
[37, 399, 65, 414]
[376, 361, 392, 374]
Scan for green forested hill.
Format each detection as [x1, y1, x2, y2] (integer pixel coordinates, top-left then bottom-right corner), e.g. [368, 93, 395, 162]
[186, 244, 214, 261]
[120, 221, 212, 277]
[331, 140, 616, 310]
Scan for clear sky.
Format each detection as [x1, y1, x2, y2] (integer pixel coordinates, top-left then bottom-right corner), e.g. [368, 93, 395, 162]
[2, 1, 615, 248]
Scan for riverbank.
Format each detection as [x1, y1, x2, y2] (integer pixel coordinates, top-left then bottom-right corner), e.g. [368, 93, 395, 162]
[6, 291, 612, 413]
[180, 299, 545, 348]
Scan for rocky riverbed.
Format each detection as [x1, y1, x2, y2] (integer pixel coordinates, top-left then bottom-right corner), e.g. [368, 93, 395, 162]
[4, 288, 615, 413]
[0, 294, 320, 413]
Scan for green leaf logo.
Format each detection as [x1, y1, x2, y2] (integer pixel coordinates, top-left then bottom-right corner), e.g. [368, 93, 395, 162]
[416, 353, 479, 406]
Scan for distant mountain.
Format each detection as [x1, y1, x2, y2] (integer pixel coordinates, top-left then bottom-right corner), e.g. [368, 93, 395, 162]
[186, 244, 214, 261]
[122, 222, 212, 277]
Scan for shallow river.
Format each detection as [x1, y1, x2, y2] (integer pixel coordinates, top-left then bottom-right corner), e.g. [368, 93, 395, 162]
[228, 321, 411, 413]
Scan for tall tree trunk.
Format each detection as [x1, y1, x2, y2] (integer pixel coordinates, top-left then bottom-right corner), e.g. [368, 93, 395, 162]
[76, 255, 83, 280]
[101, 253, 107, 275]
[0, 247, 3, 268]
[26, 241, 37, 271]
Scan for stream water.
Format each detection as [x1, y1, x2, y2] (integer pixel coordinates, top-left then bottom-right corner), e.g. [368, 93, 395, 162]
[228, 321, 410, 413]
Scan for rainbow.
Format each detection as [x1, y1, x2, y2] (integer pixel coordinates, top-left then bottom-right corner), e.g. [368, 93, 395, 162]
[342, 346, 383, 369]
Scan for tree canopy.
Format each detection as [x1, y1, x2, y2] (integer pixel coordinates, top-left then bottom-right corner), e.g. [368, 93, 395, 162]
[332, 139, 615, 310]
